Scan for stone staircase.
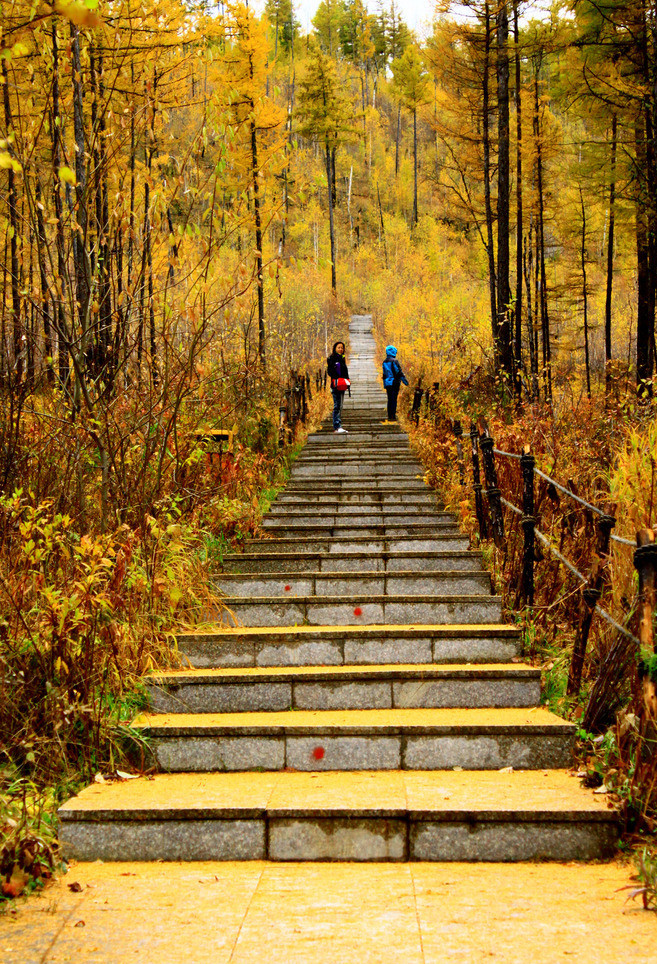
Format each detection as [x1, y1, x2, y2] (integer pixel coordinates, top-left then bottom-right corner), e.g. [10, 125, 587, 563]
[59, 315, 618, 863]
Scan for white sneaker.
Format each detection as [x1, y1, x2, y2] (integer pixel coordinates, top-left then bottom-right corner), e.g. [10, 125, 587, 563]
[335, 427, 348, 434]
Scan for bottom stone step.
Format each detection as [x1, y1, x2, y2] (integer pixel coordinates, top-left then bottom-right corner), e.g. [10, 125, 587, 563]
[59, 770, 618, 863]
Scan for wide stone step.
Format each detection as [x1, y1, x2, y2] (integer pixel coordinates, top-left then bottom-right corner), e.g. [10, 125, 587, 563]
[261, 523, 461, 539]
[273, 493, 441, 505]
[177, 623, 522, 667]
[306, 435, 410, 445]
[216, 593, 501, 627]
[132, 707, 576, 772]
[220, 550, 482, 573]
[266, 505, 452, 520]
[146, 663, 541, 713]
[215, 570, 491, 598]
[263, 512, 456, 528]
[283, 480, 429, 492]
[296, 448, 416, 461]
[290, 464, 422, 478]
[58, 770, 618, 863]
[245, 535, 471, 553]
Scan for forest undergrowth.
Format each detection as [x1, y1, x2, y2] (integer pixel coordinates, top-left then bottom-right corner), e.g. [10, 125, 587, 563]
[0, 382, 330, 901]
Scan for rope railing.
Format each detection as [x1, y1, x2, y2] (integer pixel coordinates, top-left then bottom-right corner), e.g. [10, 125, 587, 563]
[503, 487, 641, 645]
[442, 409, 655, 700]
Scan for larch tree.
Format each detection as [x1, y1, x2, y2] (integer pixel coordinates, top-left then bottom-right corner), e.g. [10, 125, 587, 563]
[297, 41, 357, 292]
[391, 44, 429, 226]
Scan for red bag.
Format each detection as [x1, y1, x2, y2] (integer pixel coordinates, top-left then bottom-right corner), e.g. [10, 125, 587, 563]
[332, 377, 350, 391]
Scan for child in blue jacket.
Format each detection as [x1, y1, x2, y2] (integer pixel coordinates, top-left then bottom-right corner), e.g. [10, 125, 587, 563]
[382, 345, 409, 422]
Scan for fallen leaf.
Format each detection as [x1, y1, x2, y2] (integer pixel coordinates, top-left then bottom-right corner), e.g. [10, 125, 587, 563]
[1, 868, 29, 898]
[498, 766, 514, 773]
[68, 881, 83, 893]
[115, 771, 140, 781]
[74, 920, 85, 928]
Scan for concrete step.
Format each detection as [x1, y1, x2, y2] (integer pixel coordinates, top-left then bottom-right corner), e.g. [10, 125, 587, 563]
[290, 465, 422, 478]
[265, 506, 452, 520]
[132, 706, 577, 772]
[283, 479, 429, 491]
[260, 523, 462, 539]
[262, 506, 458, 534]
[244, 536, 471, 553]
[177, 623, 522, 667]
[58, 770, 618, 863]
[146, 664, 541, 713]
[216, 593, 501, 627]
[306, 435, 410, 445]
[215, 570, 492, 598]
[220, 550, 483, 573]
[272, 494, 441, 505]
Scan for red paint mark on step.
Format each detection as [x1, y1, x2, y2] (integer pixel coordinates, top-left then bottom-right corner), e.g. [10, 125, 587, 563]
[312, 746, 325, 760]
[284, 585, 291, 592]
[354, 607, 363, 616]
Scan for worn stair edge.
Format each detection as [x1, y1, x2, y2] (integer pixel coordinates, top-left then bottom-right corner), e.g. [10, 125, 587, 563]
[135, 707, 575, 772]
[176, 623, 522, 668]
[219, 551, 483, 574]
[212, 594, 502, 628]
[213, 571, 492, 598]
[146, 663, 541, 712]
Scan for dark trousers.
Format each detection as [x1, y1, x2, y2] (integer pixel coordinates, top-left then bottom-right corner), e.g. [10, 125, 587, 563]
[332, 388, 345, 429]
[386, 384, 400, 421]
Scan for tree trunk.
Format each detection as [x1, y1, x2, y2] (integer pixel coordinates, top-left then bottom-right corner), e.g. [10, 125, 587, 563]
[1, 59, 22, 381]
[250, 106, 265, 365]
[523, 228, 539, 399]
[483, 1, 498, 359]
[605, 112, 617, 396]
[326, 140, 337, 292]
[71, 24, 89, 372]
[534, 64, 551, 402]
[580, 188, 591, 398]
[35, 179, 53, 383]
[636, 115, 653, 397]
[496, 0, 514, 387]
[513, 0, 523, 393]
[413, 106, 418, 226]
[51, 22, 69, 388]
[395, 102, 401, 177]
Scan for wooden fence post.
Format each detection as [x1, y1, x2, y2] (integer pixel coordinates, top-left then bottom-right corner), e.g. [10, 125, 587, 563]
[301, 375, 307, 423]
[478, 418, 505, 546]
[306, 371, 312, 402]
[469, 423, 488, 541]
[635, 529, 657, 652]
[453, 420, 465, 486]
[411, 385, 423, 424]
[567, 511, 615, 696]
[520, 445, 535, 607]
[279, 398, 288, 447]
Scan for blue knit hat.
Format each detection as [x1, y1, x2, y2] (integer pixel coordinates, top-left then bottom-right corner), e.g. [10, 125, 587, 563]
[386, 345, 397, 357]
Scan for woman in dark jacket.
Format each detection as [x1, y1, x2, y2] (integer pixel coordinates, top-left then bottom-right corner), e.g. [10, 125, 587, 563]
[327, 341, 350, 433]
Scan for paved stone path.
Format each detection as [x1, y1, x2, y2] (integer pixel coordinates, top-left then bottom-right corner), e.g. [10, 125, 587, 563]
[4, 316, 655, 960]
[57, 314, 615, 862]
